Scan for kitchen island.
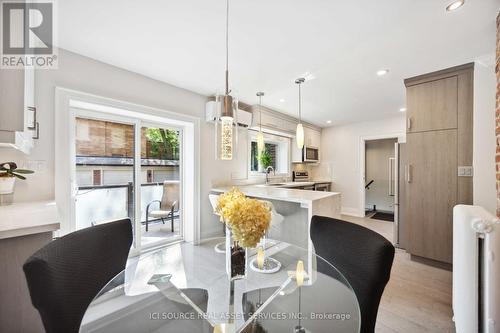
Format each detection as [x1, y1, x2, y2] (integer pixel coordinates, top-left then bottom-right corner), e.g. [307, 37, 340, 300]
[210, 186, 341, 275]
[0, 201, 59, 333]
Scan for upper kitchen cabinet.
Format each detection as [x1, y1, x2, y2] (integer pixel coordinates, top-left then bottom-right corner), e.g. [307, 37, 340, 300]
[249, 105, 297, 134]
[0, 67, 36, 153]
[404, 64, 475, 133]
[0, 69, 24, 132]
[304, 126, 321, 147]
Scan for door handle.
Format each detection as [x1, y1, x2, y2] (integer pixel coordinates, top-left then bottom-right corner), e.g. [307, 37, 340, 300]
[407, 117, 412, 130]
[388, 158, 395, 196]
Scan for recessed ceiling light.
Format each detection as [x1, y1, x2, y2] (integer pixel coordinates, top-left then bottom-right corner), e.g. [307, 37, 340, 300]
[326, 120, 332, 124]
[279, 98, 285, 103]
[377, 69, 389, 76]
[399, 107, 407, 112]
[446, 0, 465, 11]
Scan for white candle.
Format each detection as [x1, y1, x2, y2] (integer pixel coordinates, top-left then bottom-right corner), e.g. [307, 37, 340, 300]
[296, 260, 305, 287]
[257, 246, 265, 269]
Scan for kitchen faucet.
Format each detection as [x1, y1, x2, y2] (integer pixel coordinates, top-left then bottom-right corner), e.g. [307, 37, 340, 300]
[265, 166, 275, 184]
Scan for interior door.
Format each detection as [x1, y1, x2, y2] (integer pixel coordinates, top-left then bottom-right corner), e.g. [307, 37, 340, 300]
[405, 130, 457, 263]
[406, 76, 458, 133]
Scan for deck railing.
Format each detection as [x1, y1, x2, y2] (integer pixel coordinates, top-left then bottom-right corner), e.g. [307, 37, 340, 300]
[75, 181, 179, 229]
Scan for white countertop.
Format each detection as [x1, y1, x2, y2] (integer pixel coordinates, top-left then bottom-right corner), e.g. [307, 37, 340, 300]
[211, 185, 340, 204]
[264, 180, 332, 188]
[0, 201, 59, 239]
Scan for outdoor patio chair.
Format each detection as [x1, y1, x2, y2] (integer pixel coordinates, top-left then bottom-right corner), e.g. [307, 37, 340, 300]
[145, 181, 179, 232]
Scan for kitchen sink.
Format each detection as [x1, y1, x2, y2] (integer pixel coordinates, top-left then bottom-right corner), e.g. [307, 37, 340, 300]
[255, 183, 287, 187]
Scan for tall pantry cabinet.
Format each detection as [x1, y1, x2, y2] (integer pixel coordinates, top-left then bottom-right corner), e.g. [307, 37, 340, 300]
[403, 63, 473, 266]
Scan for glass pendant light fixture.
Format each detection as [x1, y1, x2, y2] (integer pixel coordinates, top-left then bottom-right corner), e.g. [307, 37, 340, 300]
[256, 92, 265, 156]
[214, 0, 238, 160]
[295, 78, 305, 150]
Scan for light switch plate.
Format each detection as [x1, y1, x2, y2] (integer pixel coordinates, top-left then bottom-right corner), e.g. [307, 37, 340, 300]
[458, 166, 473, 177]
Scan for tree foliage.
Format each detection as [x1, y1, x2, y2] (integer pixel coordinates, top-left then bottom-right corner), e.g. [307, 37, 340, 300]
[145, 128, 179, 160]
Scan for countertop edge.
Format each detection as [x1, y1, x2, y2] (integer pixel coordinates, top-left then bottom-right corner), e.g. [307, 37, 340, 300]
[210, 186, 340, 205]
[0, 222, 60, 240]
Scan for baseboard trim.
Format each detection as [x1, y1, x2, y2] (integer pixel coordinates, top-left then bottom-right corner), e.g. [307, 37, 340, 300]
[410, 254, 452, 271]
[341, 207, 365, 218]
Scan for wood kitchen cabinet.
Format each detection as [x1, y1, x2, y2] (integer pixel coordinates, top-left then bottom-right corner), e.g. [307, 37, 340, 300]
[0, 69, 25, 132]
[0, 67, 36, 153]
[406, 76, 458, 133]
[403, 63, 473, 266]
[405, 130, 457, 263]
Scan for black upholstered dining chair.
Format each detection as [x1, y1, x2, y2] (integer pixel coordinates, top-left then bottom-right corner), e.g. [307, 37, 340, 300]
[23, 218, 133, 333]
[310, 215, 395, 333]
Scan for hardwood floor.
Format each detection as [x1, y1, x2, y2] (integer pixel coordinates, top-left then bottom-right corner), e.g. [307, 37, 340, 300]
[341, 215, 455, 333]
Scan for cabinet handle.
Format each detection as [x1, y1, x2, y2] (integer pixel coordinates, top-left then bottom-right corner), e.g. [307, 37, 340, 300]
[32, 122, 39, 139]
[27, 106, 36, 130]
[407, 117, 412, 130]
[406, 164, 412, 183]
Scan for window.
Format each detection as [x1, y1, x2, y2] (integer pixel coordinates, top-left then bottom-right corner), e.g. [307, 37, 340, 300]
[249, 131, 290, 175]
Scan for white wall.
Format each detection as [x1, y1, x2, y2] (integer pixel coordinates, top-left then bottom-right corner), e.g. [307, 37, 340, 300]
[320, 117, 406, 216]
[473, 60, 496, 214]
[0, 48, 247, 238]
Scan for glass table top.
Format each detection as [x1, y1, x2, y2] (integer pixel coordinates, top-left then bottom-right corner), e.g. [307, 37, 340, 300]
[80, 238, 360, 333]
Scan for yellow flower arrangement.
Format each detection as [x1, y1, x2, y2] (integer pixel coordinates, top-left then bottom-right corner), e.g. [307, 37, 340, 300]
[215, 188, 271, 248]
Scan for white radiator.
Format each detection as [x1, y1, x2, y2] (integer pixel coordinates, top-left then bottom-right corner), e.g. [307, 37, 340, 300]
[453, 205, 500, 332]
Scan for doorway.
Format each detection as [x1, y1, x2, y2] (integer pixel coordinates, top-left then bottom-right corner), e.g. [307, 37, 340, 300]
[55, 88, 201, 256]
[73, 111, 183, 251]
[364, 138, 398, 221]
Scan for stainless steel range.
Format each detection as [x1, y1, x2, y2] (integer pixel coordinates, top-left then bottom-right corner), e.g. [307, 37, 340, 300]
[292, 171, 310, 182]
[292, 171, 331, 191]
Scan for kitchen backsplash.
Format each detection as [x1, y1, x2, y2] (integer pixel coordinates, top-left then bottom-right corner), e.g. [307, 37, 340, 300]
[292, 162, 334, 181]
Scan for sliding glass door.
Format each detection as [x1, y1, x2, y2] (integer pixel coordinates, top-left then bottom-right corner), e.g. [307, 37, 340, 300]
[140, 125, 182, 247]
[74, 116, 137, 233]
[72, 110, 183, 252]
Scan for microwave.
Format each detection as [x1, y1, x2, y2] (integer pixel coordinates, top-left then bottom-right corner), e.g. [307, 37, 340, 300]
[303, 146, 319, 163]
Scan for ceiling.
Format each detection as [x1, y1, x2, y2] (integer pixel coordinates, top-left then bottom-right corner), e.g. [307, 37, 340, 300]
[58, 0, 499, 127]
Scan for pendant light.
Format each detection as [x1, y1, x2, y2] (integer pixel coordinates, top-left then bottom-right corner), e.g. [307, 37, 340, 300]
[295, 78, 305, 150]
[256, 92, 265, 155]
[214, 0, 238, 160]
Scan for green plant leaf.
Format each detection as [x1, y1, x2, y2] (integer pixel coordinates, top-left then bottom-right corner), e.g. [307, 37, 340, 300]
[14, 169, 34, 174]
[12, 173, 26, 180]
[258, 150, 272, 169]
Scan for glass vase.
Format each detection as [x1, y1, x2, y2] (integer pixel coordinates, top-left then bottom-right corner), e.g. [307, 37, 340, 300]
[225, 227, 247, 280]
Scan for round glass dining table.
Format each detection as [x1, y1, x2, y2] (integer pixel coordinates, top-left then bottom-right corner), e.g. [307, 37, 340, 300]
[79, 238, 360, 333]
